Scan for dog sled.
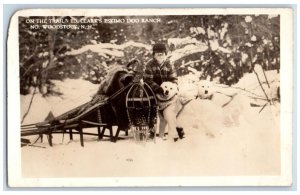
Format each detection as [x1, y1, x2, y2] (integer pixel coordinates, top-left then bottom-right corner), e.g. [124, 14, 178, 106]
[21, 67, 158, 147]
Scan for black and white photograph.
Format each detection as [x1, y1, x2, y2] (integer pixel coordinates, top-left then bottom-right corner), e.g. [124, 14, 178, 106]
[7, 8, 293, 187]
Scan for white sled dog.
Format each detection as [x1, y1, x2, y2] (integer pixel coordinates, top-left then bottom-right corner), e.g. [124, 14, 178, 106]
[196, 80, 215, 100]
[156, 82, 185, 141]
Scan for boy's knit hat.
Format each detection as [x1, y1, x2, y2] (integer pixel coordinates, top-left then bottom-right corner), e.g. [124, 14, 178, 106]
[153, 43, 167, 54]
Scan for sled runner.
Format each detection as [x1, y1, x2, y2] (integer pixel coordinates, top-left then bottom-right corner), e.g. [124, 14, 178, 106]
[21, 68, 158, 147]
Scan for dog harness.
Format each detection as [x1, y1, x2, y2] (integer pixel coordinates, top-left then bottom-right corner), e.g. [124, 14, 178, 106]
[156, 93, 178, 111]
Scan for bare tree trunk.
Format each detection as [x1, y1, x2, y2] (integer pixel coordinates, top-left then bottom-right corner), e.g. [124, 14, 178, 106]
[40, 28, 57, 95]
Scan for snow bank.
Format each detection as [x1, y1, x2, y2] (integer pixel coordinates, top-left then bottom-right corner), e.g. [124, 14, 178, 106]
[21, 78, 98, 125]
[167, 36, 202, 49]
[169, 44, 208, 62]
[21, 94, 52, 125]
[233, 69, 280, 103]
[167, 36, 231, 63]
[177, 69, 280, 129]
[66, 41, 151, 58]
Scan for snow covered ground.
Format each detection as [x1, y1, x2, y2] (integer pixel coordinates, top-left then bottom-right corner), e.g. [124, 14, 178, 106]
[20, 71, 280, 178]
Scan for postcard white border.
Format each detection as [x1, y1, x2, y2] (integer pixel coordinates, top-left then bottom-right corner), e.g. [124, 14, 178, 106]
[7, 8, 293, 187]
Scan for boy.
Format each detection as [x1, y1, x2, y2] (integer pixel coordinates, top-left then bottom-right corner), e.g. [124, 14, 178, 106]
[144, 43, 185, 142]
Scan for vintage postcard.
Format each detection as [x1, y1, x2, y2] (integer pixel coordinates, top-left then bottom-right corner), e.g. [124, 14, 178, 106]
[7, 8, 293, 187]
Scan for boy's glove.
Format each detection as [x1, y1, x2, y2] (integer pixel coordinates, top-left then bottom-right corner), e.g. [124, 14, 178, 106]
[155, 87, 164, 95]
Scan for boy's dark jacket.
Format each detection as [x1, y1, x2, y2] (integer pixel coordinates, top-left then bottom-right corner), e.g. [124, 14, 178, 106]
[143, 58, 178, 92]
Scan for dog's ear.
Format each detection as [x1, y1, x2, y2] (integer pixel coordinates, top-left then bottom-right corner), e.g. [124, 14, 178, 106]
[195, 80, 202, 87]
